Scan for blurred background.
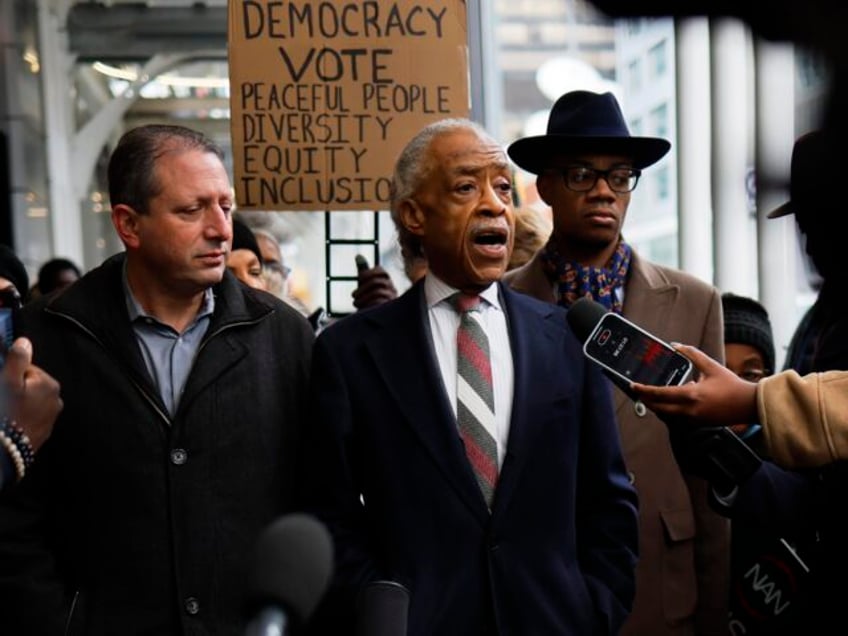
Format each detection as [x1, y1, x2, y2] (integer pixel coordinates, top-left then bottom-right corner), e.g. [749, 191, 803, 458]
[0, 0, 831, 365]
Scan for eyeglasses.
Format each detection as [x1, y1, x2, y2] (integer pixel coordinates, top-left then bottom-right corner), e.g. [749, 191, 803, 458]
[556, 166, 641, 194]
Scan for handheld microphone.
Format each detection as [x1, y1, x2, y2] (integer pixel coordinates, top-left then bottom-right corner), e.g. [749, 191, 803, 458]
[244, 513, 334, 636]
[355, 580, 410, 636]
[564, 296, 607, 343]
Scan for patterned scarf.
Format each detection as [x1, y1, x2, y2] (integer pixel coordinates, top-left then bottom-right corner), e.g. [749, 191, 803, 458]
[540, 240, 632, 313]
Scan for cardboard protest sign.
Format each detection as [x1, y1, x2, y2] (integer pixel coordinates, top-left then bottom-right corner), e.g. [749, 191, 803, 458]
[228, 1, 470, 211]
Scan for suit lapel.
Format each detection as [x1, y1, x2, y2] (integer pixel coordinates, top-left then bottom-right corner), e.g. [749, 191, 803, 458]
[491, 286, 561, 517]
[364, 284, 491, 523]
[615, 255, 679, 415]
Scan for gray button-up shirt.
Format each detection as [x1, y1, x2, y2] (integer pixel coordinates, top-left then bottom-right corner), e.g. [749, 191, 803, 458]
[124, 270, 214, 417]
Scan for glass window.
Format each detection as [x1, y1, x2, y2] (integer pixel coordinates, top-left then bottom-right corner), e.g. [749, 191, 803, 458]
[656, 165, 670, 201]
[628, 59, 642, 93]
[650, 102, 668, 138]
[626, 18, 642, 36]
[630, 117, 643, 136]
[648, 40, 667, 78]
[646, 234, 677, 266]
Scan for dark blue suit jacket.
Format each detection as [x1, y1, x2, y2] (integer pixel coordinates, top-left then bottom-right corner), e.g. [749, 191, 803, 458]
[300, 281, 638, 636]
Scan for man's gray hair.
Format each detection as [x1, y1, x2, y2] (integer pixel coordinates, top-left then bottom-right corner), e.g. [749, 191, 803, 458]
[389, 118, 499, 259]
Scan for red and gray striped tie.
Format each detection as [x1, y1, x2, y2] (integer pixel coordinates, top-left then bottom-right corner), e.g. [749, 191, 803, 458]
[452, 293, 498, 508]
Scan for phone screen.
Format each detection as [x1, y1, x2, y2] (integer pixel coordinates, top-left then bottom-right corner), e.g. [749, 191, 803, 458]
[584, 313, 692, 387]
[0, 287, 21, 368]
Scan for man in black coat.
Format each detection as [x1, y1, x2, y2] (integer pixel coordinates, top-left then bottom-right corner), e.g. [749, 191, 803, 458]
[0, 124, 314, 635]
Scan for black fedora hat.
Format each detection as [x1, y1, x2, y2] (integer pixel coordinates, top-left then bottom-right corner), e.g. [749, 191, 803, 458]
[508, 91, 671, 175]
[767, 130, 829, 219]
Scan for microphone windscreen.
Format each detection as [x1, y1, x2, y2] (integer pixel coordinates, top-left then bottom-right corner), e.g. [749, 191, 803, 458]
[355, 580, 410, 636]
[245, 513, 334, 626]
[566, 297, 608, 343]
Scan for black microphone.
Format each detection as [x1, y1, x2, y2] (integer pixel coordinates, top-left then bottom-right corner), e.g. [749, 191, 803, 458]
[565, 296, 624, 391]
[244, 513, 334, 636]
[355, 580, 410, 636]
[565, 296, 607, 343]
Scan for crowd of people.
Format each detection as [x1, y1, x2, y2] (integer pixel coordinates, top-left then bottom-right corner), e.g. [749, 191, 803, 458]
[0, 90, 844, 636]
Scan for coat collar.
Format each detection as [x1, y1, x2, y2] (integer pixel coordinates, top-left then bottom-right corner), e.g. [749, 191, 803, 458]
[505, 250, 681, 416]
[44, 253, 274, 341]
[41, 252, 277, 420]
[613, 254, 680, 416]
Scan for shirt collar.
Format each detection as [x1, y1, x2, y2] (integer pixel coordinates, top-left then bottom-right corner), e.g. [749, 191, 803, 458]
[424, 273, 502, 312]
[122, 261, 215, 325]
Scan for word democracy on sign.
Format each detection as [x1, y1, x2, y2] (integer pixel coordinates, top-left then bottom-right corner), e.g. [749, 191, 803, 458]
[241, 1, 448, 40]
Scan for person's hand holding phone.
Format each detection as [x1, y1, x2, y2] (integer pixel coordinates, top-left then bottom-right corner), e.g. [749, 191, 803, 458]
[351, 255, 398, 310]
[3, 337, 63, 453]
[582, 312, 693, 388]
[0, 285, 22, 367]
[630, 343, 759, 427]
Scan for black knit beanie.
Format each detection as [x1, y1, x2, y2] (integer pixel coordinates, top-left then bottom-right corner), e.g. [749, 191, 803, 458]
[231, 218, 264, 266]
[0, 244, 29, 298]
[721, 293, 775, 373]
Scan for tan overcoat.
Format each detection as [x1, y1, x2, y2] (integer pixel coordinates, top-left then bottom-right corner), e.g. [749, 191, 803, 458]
[506, 250, 730, 636]
[759, 370, 848, 468]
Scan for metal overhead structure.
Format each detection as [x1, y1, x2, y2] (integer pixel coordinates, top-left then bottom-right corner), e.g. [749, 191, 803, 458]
[67, 1, 227, 62]
[35, 1, 232, 267]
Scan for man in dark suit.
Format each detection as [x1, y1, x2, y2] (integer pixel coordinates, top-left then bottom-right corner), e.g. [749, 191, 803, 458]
[300, 119, 639, 635]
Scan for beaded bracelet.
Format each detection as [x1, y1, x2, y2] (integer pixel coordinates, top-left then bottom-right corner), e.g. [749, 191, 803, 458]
[0, 429, 25, 481]
[0, 418, 34, 481]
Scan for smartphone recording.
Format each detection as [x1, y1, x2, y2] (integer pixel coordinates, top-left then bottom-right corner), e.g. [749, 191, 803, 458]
[583, 312, 693, 388]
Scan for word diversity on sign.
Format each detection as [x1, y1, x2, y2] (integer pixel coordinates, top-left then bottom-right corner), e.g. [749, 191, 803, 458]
[228, 0, 470, 211]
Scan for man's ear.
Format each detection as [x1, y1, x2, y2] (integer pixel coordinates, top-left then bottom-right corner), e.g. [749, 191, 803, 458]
[111, 204, 141, 249]
[399, 199, 426, 238]
[535, 173, 555, 206]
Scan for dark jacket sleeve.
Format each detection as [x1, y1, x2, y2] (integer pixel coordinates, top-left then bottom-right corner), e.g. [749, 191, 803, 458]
[0, 440, 71, 635]
[575, 361, 640, 633]
[297, 331, 379, 634]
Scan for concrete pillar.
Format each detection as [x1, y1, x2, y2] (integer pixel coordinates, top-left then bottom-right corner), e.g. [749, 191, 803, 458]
[675, 17, 713, 282]
[754, 39, 796, 370]
[38, 0, 83, 265]
[711, 18, 757, 297]
[467, 0, 502, 139]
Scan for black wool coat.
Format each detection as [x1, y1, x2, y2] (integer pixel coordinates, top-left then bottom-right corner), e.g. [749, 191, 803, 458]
[0, 253, 313, 636]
